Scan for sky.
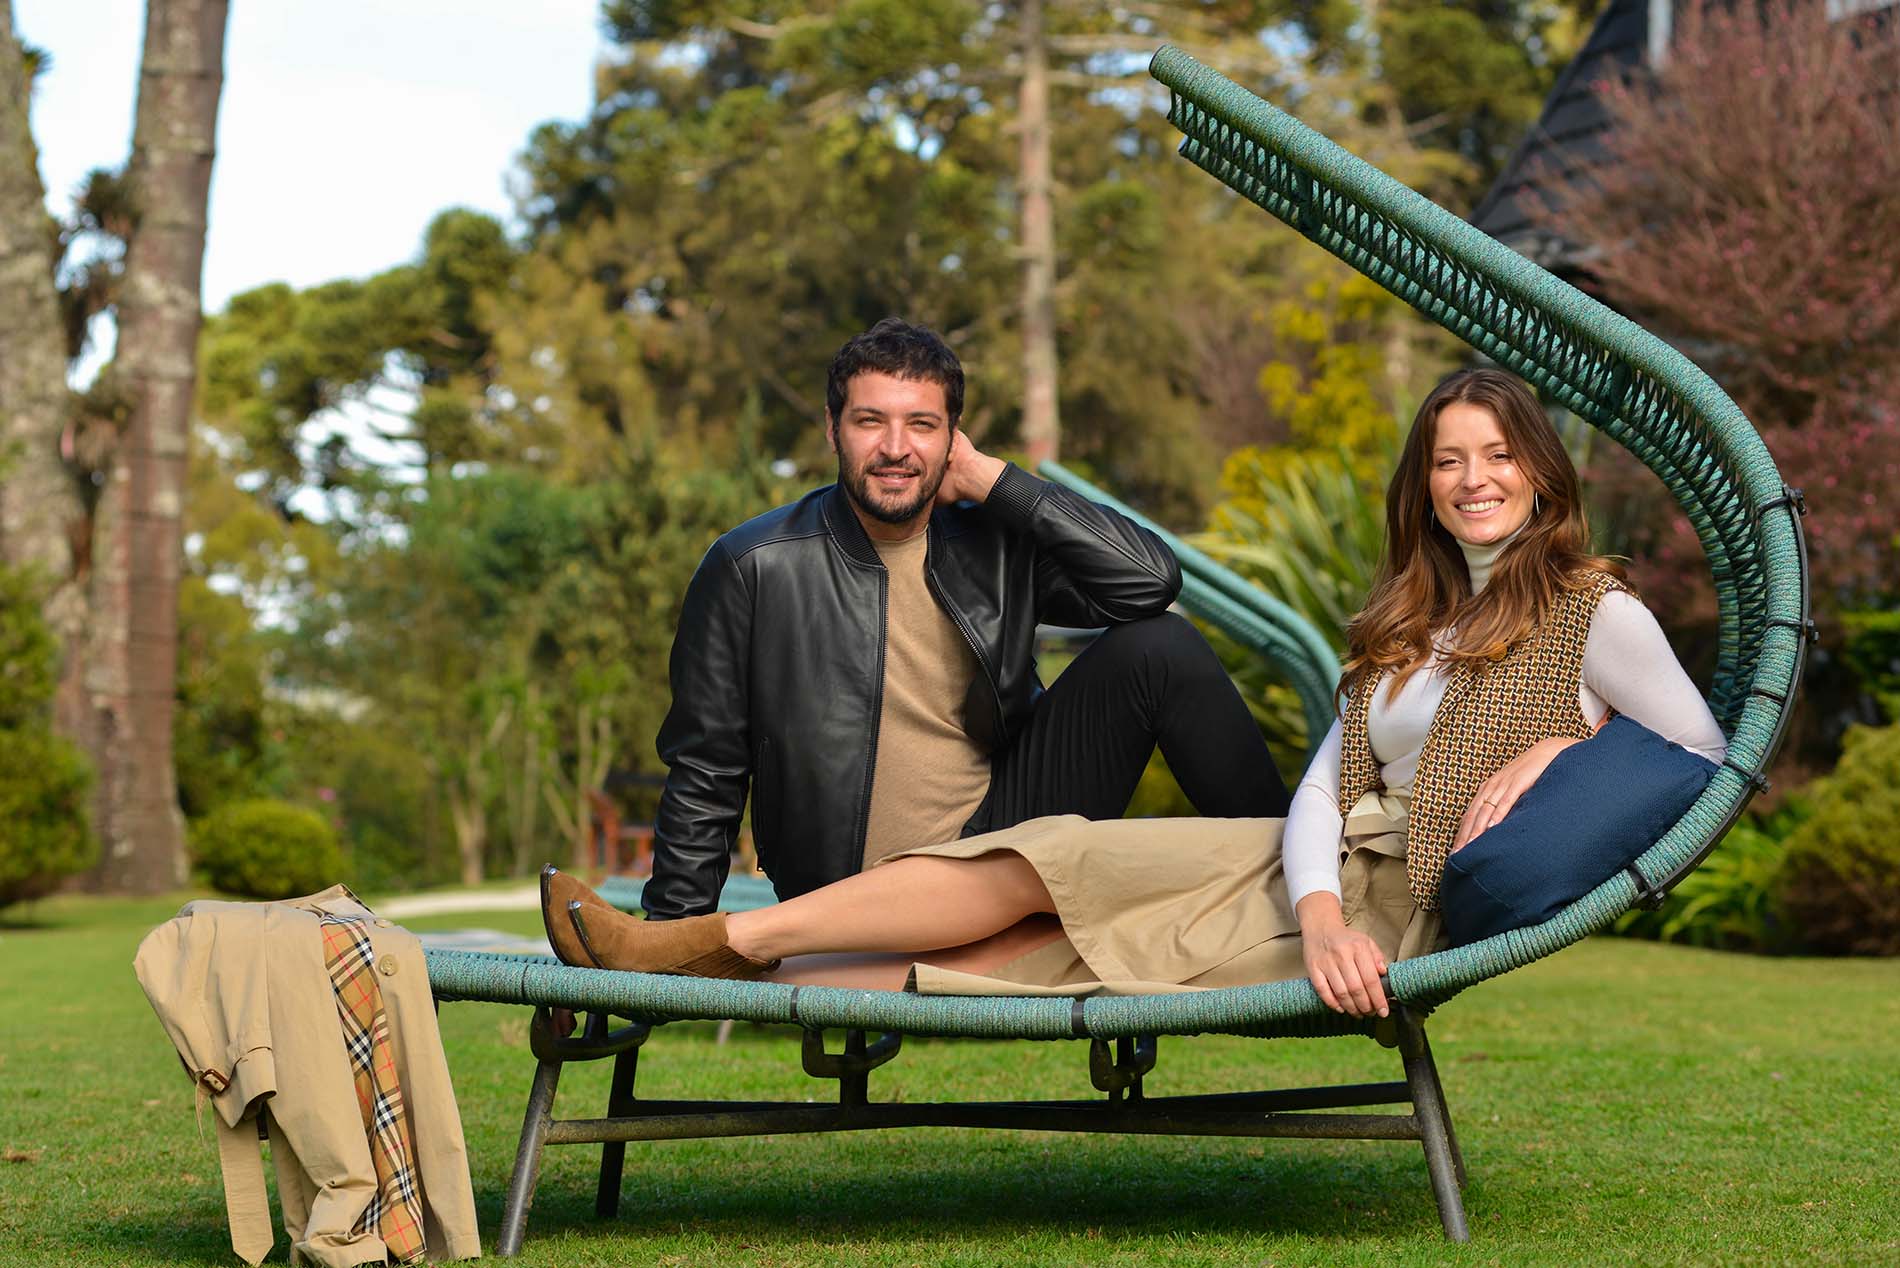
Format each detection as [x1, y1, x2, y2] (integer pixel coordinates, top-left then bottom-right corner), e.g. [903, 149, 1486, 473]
[17, 0, 607, 313]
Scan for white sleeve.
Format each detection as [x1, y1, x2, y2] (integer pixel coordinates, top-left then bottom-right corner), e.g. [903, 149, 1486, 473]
[1282, 717, 1346, 906]
[1582, 591, 1728, 764]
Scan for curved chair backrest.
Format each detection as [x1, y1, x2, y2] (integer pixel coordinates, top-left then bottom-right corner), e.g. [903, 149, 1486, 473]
[1039, 459, 1341, 763]
[1147, 48, 1810, 997]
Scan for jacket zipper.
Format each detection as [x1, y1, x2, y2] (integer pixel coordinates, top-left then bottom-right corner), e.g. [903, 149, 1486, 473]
[926, 549, 1006, 741]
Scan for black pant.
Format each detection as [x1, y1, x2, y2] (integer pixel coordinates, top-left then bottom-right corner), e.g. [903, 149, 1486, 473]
[965, 612, 1291, 835]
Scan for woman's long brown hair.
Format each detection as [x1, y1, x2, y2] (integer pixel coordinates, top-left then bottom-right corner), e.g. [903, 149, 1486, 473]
[1338, 369, 1626, 709]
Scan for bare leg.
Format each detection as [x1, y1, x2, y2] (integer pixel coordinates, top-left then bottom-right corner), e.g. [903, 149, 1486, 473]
[725, 851, 1055, 963]
[762, 913, 1069, 990]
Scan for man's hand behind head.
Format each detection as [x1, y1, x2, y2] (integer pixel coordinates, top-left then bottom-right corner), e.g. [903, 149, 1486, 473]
[938, 430, 1008, 507]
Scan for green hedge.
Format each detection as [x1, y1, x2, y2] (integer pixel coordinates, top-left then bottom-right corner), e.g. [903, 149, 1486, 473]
[191, 798, 346, 900]
[0, 566, 96, 910]
[0, 728, 96, 908]
[1776, 723, 1900, 956]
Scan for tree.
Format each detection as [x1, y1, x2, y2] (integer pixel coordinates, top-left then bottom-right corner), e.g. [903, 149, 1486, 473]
[1370, 0, 1596, 204]
[1535, 3, 1900, 604]
[260, 446, 788, 885]
[84, 0, 231, 891]
[0, 560, 95, 908]
[198, 207, 517, 518]
[1534, 0, 1900, 751]
[1545, 1, 1900, 433]
[1017, 0, 1060, 464]
[0, 1, 231, 893]
[0, 14, 85, 692]
[521, 2, 1458, 519]
[203, 3, 1475, 530]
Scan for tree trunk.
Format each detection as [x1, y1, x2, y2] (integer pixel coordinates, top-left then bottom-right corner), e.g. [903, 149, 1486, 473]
[569, 700, 596, 872]
[448, 788, 487, 890]
[0, 5, 88, 726]
[509, 683, 543, 876]
[85, 0, 228, 893]
[1017, 0, 1060, 466]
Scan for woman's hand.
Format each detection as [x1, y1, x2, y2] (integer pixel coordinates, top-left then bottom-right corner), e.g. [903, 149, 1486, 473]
[1295, 892, 1388, 1018]
[1452, 736, 1583, 851]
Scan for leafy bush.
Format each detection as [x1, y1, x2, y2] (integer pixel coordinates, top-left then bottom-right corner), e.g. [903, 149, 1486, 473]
[1193, 438, 1392, 652]
[192, 799, 345, 900]
[174, 577, 280, 820]
[281, 712, 436, 894]
[1776, 723, 1900, 955]
[0, 566, 58, 729]
[1189, 439, 1391, 776]
[1841, 609, 1900, 723]
[0, 565, 97, 910]
[0, 729, 97, 909]
[1613, 822, 1790, 951]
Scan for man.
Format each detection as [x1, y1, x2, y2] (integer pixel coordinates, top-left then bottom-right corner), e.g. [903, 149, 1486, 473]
[641, 318, 1289, 920]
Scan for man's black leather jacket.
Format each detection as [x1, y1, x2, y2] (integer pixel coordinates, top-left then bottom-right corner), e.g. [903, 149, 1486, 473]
[641, 463, 1182, 919]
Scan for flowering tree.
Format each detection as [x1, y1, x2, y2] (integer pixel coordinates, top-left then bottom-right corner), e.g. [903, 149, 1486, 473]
[1540, 0, 1900, 616]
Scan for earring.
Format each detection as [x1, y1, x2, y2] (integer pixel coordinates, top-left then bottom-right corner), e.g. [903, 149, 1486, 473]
[1533, 492, 1541, 515]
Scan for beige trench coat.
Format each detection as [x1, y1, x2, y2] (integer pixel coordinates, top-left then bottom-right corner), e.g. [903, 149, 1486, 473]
[134, 885, 480, 1265]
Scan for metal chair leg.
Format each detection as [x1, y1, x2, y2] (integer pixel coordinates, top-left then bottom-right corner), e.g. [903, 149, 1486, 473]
[1411, 1025, 1466, 1189]
[594, 1042, 641, 1218]
[1396, 1006, 1469, 1241]
[497, 1055, 563, 1257]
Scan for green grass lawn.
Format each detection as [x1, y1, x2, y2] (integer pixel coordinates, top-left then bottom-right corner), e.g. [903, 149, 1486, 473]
[2, 894, 1895, 1266]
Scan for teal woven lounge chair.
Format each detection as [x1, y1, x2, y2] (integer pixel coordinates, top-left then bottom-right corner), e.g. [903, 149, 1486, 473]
[425, 46, 1810, 1251]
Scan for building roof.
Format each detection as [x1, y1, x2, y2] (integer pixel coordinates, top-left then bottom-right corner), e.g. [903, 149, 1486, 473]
[1469, 0, 1657, 273]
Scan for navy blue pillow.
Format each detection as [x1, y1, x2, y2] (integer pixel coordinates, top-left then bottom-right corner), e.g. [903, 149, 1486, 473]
[1439, 715, 1717, 946]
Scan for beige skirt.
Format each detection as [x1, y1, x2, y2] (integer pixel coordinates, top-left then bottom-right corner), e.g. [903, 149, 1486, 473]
[886, 792, 1443, 997]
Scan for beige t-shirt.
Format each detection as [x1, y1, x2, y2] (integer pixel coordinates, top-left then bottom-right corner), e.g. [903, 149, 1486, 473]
[861, 530, 994, 866]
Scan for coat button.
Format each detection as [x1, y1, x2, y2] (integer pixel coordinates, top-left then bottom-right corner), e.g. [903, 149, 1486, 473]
[378, 954, 400, 977]
[373, 918, 393, 928]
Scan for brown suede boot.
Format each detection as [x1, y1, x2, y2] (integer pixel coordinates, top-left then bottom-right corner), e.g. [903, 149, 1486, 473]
[540, 866, 613, 967]
[568, 903, 779, 979]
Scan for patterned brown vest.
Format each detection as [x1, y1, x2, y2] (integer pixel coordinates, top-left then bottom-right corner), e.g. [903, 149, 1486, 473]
[1338, 570, 1626, 910]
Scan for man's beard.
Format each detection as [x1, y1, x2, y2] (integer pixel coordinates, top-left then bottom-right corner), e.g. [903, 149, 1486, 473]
[838, 450, 949, 525]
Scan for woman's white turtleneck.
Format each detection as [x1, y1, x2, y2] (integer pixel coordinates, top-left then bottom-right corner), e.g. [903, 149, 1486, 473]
[1278, 521, 1728, 907]
[1456, 524, 1519, 595]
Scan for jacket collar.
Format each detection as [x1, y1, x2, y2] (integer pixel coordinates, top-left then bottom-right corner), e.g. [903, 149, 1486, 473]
[822, 483, 946, 568]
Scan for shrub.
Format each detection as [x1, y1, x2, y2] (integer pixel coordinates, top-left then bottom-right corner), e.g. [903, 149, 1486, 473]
[174, 577, 279, 820]
[1841, 609, 1900, 723]
[1194, 438, 1391, 653]
[0, 566, 57, 729]
[192, 799, 346, 900]
[287, 712, 435, 894]
[1776, 724, 1900, 955]
[0, 729, 97, 909]
[1613, 822, 1790, 952]
[0, 564, 97, 910]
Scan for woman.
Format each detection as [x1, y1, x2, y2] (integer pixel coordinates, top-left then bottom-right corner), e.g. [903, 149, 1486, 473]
[546, 369, 1726, 1018]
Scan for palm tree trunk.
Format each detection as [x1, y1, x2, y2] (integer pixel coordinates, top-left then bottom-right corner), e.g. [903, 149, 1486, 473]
[85, 0, 229, 892]
[1017, 0, 1060, 465]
